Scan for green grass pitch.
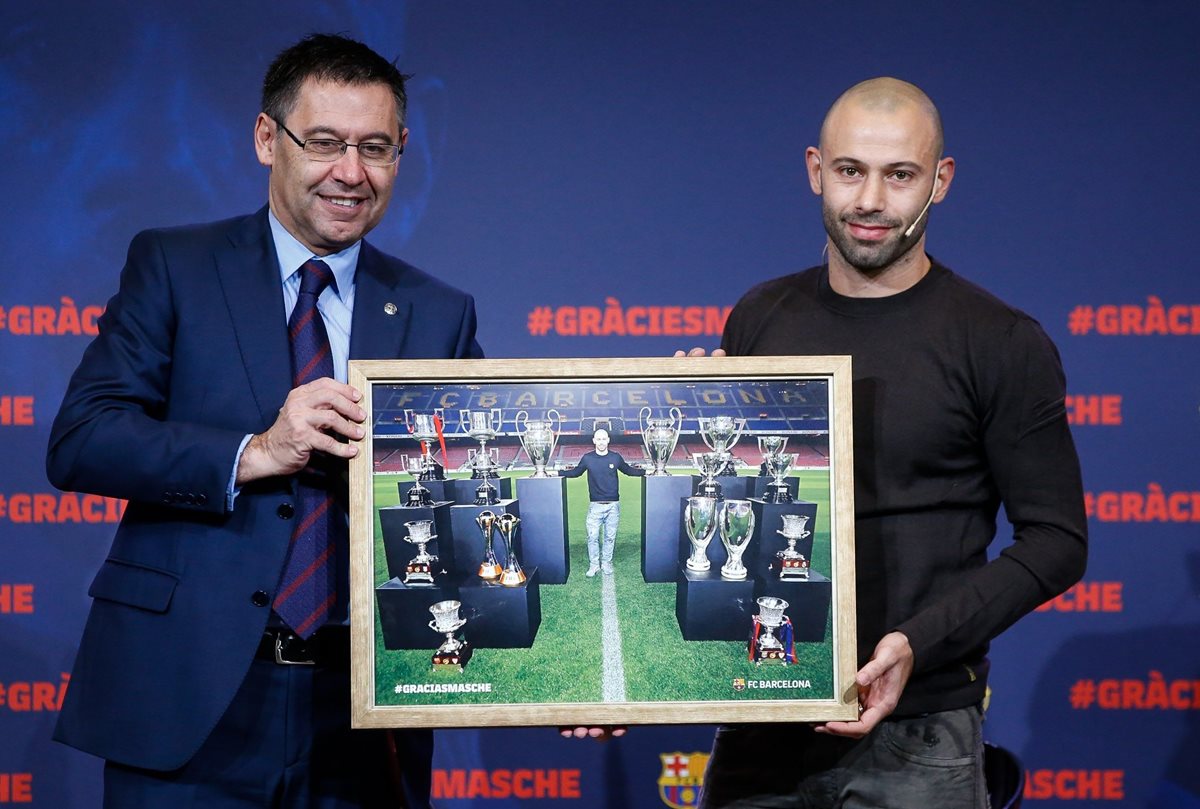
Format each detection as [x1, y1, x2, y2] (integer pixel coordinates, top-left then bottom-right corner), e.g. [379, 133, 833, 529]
[370, 471, 835, 710]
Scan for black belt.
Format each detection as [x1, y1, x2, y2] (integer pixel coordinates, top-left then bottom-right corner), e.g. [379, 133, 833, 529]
[255, 627, 350, 667]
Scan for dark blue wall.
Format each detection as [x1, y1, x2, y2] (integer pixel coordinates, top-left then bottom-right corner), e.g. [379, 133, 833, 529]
[2, 2, 1197, 806]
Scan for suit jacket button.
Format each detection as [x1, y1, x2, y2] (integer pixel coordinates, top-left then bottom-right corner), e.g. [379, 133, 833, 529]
[277, 503, 295, 519]
[196, 493, 208, 505]
[251, 590, 270, 608]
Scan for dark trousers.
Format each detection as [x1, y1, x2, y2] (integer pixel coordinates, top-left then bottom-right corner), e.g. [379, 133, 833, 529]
[103, 655, 432, 808]
[699, 706, 986, 809]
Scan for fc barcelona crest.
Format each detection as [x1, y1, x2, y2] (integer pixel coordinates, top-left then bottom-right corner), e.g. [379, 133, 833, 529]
[658, 751, 709, 809]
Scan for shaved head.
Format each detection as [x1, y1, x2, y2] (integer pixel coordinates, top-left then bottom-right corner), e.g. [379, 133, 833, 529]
[805, 77, 956, 289]
[821, 77, 943, 159]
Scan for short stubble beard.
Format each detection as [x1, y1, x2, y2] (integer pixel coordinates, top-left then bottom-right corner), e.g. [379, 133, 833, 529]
[822, 203, 927, 276]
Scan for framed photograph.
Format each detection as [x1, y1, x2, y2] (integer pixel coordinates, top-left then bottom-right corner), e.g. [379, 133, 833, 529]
[349, 356, 857, 728]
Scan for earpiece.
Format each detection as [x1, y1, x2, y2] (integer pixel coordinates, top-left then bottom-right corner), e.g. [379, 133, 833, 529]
[903, 174, 940, 238]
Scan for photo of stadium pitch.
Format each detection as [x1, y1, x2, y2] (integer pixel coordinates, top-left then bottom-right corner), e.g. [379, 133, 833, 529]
[348, 357, 858, 728]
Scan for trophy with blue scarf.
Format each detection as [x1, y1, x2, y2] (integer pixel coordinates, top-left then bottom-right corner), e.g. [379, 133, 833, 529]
[749, 596, 797, 666]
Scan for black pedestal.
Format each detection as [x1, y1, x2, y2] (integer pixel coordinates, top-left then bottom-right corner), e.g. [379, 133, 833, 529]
[689, 474, 754, 501]
[398, 478, 455, 506]
[445, 476, 513, 505]
[754, 572, 832, 642]
[376, 579, 461, 650]
[750, 475, 799, 502]
[641, 474, 695, 582]
[458, 568, 542, 648]
[449, 499, 521, 576]
[675, 567, 758, 641]
[515, 476, 570, 583]
[749, 499, 818, 583]
[378, 502, 455, 580]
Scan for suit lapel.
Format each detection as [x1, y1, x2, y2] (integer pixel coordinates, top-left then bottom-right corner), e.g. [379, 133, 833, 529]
[214, 208, 293, 431]
[349, 241, 412, 361]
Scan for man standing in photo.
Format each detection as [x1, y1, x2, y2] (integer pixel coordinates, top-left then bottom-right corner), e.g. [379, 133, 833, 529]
[691, 77, 1087, 808]
[559, 428, 646, 577]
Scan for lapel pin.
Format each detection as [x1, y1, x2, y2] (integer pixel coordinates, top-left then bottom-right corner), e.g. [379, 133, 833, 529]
[384, 302, 398, 316]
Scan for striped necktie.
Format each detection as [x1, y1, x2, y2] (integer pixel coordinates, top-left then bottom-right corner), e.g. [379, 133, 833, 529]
[274, 259, 337, 638]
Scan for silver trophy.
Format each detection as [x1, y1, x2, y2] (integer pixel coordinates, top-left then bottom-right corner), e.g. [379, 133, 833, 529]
[428, 600, 470, 670]
[402, 519, 438, 585]
[757, 435, 787, 473]
[719, 499, 755, 580]
[475, 509, 502, 581]
[752, 596, 790, 665]
[684, 495, 719, 572]
[639, 406, 684, 476]
[402, 454, 433, 507]
[697, 414, 746, 475]
[460, 408, 503, 504]
[497, 512, 526, 586]
[764, 452, 796, 504]
[692, 451, 726, 499]
[403, 409, 445, 480]
[776, 514, 811, 580]
[514, 409, 561, 478]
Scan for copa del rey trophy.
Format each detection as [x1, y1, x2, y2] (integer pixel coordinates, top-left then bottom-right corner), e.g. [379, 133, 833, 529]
[514, 409, 561, 478]
[684, 496, 719, 572]
[496, 512, 526, 587]
[749, 596, 797, 666]
[639, 406, 683, 476]
[402, 455, 433, 507]
[402, 519, 439, 585]
[719, 499, 755, 580]
[475, 509, 503, 581]
[403, 410, 445, 481]
[757, 435, 794, 504]
[429, 600, 471, 671]
[692, 451, 726, 499]
[697, 414, 746, 476]
[775, 514, 811, 580]
[460, 409, 503, 505]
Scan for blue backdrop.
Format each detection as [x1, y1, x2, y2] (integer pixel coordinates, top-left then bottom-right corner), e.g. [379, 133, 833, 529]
[1, 2, 1197, 806]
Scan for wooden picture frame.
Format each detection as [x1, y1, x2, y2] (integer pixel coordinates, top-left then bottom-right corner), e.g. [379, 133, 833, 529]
[349, 356, 857, 728]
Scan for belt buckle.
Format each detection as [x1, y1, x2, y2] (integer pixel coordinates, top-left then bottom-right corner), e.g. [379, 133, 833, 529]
[274, 633, 316, 666]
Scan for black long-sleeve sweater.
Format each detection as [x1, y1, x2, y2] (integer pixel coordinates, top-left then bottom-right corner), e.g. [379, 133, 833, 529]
[721, 262, 1087, 716]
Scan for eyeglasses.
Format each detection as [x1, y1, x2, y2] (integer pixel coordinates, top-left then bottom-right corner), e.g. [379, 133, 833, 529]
[274, 119, 403, 167]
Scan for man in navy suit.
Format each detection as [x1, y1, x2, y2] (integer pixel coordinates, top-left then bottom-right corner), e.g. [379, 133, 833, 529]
[46, 34, 482, 808]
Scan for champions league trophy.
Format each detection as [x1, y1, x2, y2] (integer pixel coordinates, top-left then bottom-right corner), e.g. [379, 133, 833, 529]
[692, 451, 726, 499]
[719, 499, 755, 580]
[429, 600, 471, 671]
[750, 596, 795, 666]
[764, 452, 797, 504]
[402, 519, 438, 585]
[776, 514, 811, 580]
[496, 512, 526, 587]
[460, 409, 503, 505]
[684, 495, 719, 572]
[403, 410, 445, 480]
[402, 455, 433, 507]
[639, 406, 684, 476]
[514, 409, 562, 478]
[475, 510, 502, 581]
[697, 414, 746, 476]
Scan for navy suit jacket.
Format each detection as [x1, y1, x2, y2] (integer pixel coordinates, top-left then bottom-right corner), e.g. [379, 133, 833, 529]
[46, 207, 483, 772]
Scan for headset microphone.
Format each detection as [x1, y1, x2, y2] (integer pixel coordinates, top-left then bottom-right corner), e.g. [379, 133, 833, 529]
[903, 175, 939, 238]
